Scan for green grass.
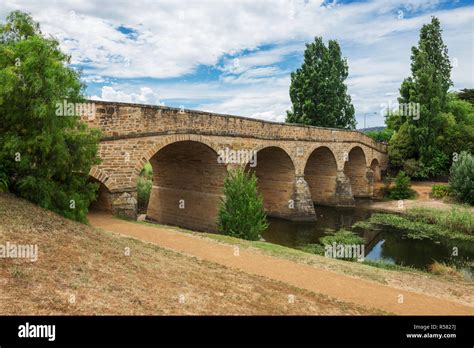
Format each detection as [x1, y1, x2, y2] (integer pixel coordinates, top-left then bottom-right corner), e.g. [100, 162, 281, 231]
[406, 206, 473, 234]
[362, 260, 421, 272]
[360, 206, 474, 242]
[319, 229, 365, 246]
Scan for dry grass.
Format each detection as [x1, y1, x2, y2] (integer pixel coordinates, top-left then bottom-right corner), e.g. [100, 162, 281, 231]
[0, 193, 384, 315]
[428, 262, 463, 279]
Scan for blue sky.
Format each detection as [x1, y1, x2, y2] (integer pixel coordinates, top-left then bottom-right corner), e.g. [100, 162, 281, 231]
[1, 0, 473, 128]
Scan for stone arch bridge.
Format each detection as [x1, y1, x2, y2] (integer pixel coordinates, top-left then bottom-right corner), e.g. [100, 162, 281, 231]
[84, 101, 388, 232]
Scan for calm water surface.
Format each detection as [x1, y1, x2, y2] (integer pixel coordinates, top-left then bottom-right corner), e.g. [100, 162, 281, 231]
[262, 204, 473, 277]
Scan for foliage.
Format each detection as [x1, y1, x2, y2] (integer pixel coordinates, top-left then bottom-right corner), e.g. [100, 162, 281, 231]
[319, 229, 365, 246]
[217, 168, 268, 241]
[141, 162, 153, 180]
[299, 243, 325, 255]
[387, 171, 415, 200]
[402, 151, 450, 178]
[449, 151, 474, 205]
[0, 169, 8, 193]
[386, 17, 469, 177]
[0, 11, 101, 222]
[365, 128, 394, 142]
[365, 208, 474, 241]
[406, 206, 473, 235]
[137, 176, 152, 210]
[388, 123, 416, 168]
[457, 88, 474, 105]
[286, 37, 355, 129]
[431, 184, 451, 199]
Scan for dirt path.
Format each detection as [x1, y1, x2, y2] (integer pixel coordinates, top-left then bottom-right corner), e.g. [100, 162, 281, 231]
[88, 213, 474, 315]
[370, 181, 474, 213]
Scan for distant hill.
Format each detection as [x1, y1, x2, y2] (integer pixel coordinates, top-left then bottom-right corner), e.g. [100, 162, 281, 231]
[358, 126, 386, 133]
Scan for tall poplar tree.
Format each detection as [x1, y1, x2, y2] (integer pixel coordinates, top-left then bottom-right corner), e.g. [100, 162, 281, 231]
[395, 16, 452, 166]
[286, 37, 355, 129]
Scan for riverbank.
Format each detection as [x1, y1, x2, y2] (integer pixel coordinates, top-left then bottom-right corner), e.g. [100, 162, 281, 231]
[99, 213, 474, 313]
[0, 193, 383, 315]
[370, 181, 474, 213]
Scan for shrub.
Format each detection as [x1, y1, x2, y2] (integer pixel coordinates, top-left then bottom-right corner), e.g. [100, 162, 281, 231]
[388, 171, 415, 200]
[218, 169, 268, 241]
[449, 151, 474, 205]
[431, 184, 451, 199]
[0, 12, 100, 223]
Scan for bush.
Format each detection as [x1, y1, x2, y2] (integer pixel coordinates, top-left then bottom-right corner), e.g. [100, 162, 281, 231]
[388, 171, 415, 200]
[0, 12, 100, 223]
[431, 184, 451, 199]
[366, 128, 394, 142]
[217, 169, 268, 241]
[449, 151, 474, 205]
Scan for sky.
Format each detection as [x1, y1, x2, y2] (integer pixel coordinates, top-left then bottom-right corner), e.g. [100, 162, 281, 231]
[1, 0, 473, 128]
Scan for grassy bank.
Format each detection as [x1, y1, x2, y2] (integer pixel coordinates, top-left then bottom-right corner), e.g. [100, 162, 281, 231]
[1, 193, 384, 315]
[355, 206, 474, 242]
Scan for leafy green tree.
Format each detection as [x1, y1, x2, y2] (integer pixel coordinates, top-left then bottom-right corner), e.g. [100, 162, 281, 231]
[217, 169, 268, 241]
[0, 11, 100, 222]
[449, 152, 474, 205]
[286, 37, 355, 129]
[388, 123, 417, 168]
[387, 17, 464, 177]
[398, 16, 452, 165]
[388, 171, 415, 200]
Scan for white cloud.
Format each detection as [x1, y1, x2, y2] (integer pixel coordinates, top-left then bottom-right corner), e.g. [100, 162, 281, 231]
[1, 0, 472, 127]
[91, 86, 164, 106]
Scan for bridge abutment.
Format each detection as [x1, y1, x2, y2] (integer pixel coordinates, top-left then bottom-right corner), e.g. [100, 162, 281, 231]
[334, 171, 355, 206]
[110, 190, 138, 220]
[291, 176, 317, 221]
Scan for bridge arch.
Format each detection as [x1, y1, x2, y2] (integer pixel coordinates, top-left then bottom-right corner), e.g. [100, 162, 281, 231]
[89, 167, 115, 192]
[146, 139, 227, 232]
[344, 146, 369, 197]
[133, 134, 220, 177]
[245, 146, 296, 218]
[304, 146, 338, 205]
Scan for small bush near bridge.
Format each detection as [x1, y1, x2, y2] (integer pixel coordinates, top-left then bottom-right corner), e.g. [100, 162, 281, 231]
[431, 184, 452, 199]
[218, 169, 268, 241]
[387, 171, 416, 200]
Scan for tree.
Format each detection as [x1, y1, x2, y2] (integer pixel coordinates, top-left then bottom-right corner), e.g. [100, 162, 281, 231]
[388, 17, 453, 174]
[366, 128, 394, 142]
[286, 37, 355, 129]
[217, 169, 268, 241]
[388, 171, 415, 200]
[0, 11, 101, 222]
[457, 88, 474, 106]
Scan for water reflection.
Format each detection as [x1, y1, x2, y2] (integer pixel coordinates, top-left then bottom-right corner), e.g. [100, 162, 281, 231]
[262, 205, 473, 276]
